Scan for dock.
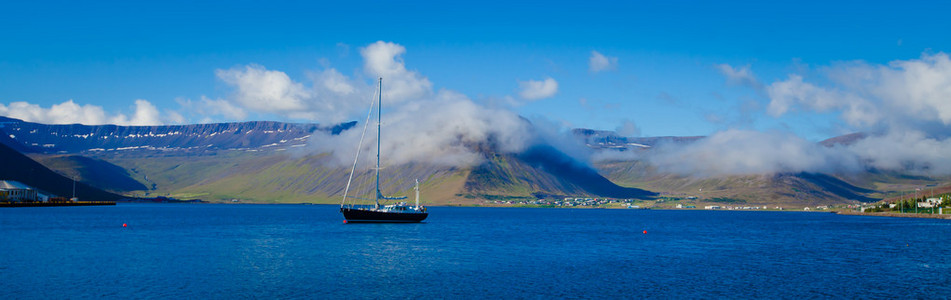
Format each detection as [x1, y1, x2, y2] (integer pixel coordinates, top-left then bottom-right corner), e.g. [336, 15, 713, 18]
[0, 201, 116, 207]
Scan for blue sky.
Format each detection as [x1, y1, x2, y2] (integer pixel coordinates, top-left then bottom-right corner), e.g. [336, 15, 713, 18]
[2, 0, 949, 141]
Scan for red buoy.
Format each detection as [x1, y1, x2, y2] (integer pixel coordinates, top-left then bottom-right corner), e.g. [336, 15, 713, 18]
[643, 230, 647, 234]
[343, 220, 348, 224]
[123, 223, 127, 227]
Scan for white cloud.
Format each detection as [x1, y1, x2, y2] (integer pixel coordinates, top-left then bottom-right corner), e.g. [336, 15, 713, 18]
[360, 41, 433, 102]
[304, 68, 376, 123]
[0, 99, 168, 125]
[615, 119, 641, 137]
[648, 129, 859, 176]
[308, 88, 533, 168]
[166, 110, 187, 124]
[177, 96, 249, 122]
[767, 52, 951, 129]
[715, 63, 761, 89]
[215, 64, 311, 114]
[211, 41, 435, 123]
[589, 51, 618, 72]
[651, 52, 951, 176]
[246, 41, 536, 168]
[872, 53, 951, 125]
[846, 130, 951, 174]
[518, 77, 558, 100]
[213, 66, 369, 123]
[315, 68, 357, 96]
[125, 99, 162, 126]
[766, 74, 880, 127]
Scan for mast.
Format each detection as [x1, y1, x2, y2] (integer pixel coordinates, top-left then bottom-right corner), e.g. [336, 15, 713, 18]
[375, 77, 382, 209]
[415, 179, 420, 209]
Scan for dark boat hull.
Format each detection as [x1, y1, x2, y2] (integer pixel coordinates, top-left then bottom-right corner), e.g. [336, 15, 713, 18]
[341, 207, 428, 223]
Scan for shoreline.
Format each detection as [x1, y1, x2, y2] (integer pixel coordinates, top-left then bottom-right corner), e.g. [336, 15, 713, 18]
[0, 201, 116, 207]
[834, 211, 951, 220]
[65, 202, 951, 220]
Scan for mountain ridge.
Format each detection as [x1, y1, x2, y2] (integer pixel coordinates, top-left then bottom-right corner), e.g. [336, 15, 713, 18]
[0, 116, 649, 204]
[0, 116, 354, 154]
[3, 116, 934, 206]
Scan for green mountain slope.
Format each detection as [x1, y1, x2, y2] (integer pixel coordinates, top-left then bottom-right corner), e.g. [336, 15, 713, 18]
[23, 143, 653, 205]
[28, 155, 147, 193]
[465, 145, 656, 200]
[79, 150, 471, 204]
[594, 160, 949, 207]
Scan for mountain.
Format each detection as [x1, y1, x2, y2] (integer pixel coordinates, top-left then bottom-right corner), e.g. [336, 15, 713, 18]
[819, 132, 867, 147]
[573, 128, 948, 207]
[0, 135, 125, 201]
[572, 128, 704, 150]
[594, 158, 885, 207]
[6, 116, 936, 207]
[28, 154, 148, 193]
[0, 116, 354, 154]
[0, 117, 648, 204]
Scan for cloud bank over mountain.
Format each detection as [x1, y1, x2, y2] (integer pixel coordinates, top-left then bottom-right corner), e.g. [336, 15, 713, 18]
[292, 42, 535, 167]
[635, 53, 951, 176]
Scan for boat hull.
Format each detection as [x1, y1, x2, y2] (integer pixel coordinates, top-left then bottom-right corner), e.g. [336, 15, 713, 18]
[341, 207, 428, 223]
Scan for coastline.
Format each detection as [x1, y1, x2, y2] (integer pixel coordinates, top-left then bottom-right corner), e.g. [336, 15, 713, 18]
[0, 201, 116, 207]
[834, 211, 951, 220]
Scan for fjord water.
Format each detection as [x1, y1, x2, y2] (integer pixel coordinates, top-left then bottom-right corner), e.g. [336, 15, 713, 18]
[2, 205, 949, 299]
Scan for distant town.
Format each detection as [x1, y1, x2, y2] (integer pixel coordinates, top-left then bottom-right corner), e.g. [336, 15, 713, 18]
[484, 194, 951, 217]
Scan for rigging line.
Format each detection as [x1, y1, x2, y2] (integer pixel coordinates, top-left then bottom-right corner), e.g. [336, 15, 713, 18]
[341, 80, 381, 208]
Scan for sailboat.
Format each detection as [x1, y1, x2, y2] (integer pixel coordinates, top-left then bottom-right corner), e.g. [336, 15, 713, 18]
[340, 78, 428, 223]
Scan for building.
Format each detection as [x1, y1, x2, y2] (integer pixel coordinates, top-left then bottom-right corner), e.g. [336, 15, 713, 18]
[918, 198, 941, 208]
[0, 180, 39, 202]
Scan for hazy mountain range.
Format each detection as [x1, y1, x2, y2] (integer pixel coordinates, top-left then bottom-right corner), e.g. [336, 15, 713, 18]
[1, 116, 944, 206]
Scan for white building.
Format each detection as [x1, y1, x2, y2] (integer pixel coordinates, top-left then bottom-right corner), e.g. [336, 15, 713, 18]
[918, 198, 941, 208]
[0, 180, 39, 202]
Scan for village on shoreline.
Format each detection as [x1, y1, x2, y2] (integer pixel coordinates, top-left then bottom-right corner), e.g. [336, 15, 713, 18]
[478, 193, 951, 219]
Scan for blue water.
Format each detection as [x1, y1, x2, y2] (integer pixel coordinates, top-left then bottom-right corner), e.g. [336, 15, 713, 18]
[2, 204, 950, 299]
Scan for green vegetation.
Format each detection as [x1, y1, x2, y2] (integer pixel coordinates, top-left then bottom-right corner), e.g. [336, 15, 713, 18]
[72, 149, 472, 204]
[708, 197, 747, 204]
[461, 193, 535, 201]
[865, 192, 950, 214]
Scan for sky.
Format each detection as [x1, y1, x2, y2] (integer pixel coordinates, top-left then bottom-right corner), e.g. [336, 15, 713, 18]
[3, 1, 951, 176]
